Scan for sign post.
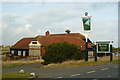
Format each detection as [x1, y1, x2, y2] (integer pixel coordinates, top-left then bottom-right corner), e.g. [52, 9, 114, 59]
[93, 42, 97, 61]
[81, 12, 92, 61]
[110, 41, 113, 61]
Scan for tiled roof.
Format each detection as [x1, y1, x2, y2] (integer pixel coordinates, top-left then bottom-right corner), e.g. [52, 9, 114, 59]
[37, 36, 93, 51]
[50, 33, 85, 39]
[50, 33, 93, 43]
[11, 37, 37, 49]
[11, 33, 94, 51]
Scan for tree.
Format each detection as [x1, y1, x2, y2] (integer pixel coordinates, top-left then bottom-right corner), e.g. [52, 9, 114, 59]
[42, 42, 84, 65]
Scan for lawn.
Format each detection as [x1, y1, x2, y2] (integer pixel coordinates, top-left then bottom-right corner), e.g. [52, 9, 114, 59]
[2, 72, 31, 80]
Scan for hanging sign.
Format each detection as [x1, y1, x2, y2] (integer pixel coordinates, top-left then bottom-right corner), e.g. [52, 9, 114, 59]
[82, 16, 91, 31]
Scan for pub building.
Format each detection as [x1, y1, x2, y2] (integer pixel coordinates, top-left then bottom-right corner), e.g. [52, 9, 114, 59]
[10, 30, 95, 58]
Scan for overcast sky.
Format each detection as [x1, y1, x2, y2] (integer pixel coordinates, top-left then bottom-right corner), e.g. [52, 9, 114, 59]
[1, 2, 118, 47]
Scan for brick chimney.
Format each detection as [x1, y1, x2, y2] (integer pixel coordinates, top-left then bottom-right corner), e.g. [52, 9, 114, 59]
[45, 31, 50, 36]
[65, 29, 70, 34]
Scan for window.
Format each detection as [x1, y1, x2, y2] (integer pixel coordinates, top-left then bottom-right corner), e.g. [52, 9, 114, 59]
[32, 42, 37, 44]
[11, 50, 14, 54]
[23, 51, 25, 56]
[18, 51, 21, 56]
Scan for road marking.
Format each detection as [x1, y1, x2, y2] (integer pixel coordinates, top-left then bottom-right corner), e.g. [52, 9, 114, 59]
[87, 71, 96, 74]
[70, 73, 80, 77]
[113, 66, 118, 68]
[101, 68, 108, 71]
[108, 75, 111, 77]
[56, 77, 63, 78]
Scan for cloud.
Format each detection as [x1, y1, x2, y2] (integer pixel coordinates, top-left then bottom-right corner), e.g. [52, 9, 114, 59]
[2, 14, 33, 44]
[13, 24, 32, 34]
[27, 9, 78, 24]
[1, 2, 118, 47]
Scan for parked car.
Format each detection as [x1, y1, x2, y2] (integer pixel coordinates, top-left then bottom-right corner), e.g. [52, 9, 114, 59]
[112, 53, 120, 55]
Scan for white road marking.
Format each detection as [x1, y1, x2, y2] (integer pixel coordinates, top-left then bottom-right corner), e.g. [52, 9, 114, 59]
[70, 73, 80, 77]
[113, 66, 118, 68]
[101, 68, 109, 71]
[56, 77, 63, 78]
[108, 75, 111, 77]
[87, 71, 96, 74]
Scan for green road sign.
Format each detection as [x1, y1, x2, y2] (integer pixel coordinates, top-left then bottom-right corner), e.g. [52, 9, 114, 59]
[82, 17, 91, 31]
[97, 43, 110, 53]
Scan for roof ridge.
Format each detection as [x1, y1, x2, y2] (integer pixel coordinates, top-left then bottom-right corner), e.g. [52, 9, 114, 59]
[23, 37, 36, 39]
[43, 36, 80, 38]
[50, 33, 80, 35]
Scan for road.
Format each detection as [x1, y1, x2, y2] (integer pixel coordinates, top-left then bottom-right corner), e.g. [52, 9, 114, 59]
[2, 63, 119, 80]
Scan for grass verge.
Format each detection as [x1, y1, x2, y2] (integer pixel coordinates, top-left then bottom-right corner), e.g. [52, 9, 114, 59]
[42, 55, 120, 68]
[2, 59, 44, 69]
[2, 72, 31, 80]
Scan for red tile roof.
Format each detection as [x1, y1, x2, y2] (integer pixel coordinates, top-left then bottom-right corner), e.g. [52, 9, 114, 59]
[50, 33, 85, 39]
[11, 38, 37, 49]
[37, 36, 85, 50]
[11, 33, 94, 51]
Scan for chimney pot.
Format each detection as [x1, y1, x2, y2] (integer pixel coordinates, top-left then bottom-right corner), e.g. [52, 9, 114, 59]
[65, 29, 71, 34]
[45, 31, 50, 36]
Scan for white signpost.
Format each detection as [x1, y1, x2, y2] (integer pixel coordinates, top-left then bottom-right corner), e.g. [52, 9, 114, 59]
[81, 12, 92, 61]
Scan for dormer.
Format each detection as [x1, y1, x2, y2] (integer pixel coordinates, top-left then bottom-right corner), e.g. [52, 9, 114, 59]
[29, 40, 41, 48]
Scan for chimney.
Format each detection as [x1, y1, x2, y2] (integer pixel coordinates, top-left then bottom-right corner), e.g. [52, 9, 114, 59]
[65, 29, 71, 34]
[45, 31, 50, 36]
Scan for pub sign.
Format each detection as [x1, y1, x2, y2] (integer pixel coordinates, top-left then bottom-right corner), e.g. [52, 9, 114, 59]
[82, 16, 91, 31]
[96, 41, 111, 53]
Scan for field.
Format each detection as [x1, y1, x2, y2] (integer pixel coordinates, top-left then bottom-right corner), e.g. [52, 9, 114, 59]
[0, 46, 10, 54]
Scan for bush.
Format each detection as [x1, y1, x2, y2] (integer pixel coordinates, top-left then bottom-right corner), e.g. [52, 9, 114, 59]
[42, 42, 84, 65]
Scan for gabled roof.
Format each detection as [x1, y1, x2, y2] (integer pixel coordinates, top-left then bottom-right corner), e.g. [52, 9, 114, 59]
[10, 32, 94, 50]
[37, 36, 93, 51]
[11, 37, 37, 49]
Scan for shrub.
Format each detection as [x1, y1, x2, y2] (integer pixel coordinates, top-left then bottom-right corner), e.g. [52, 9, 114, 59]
[42, 42, 84, 65]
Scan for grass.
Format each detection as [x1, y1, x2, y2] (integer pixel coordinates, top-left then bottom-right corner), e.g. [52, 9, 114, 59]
[0, 46, 10, 54]
[42, 55, 120, 68]
[2, 55, 119, 69]
[2, 56, 10, 61]
[2, 72, 31, 80]
[1, 51, 10, 54]
[2, 59, 44, 68]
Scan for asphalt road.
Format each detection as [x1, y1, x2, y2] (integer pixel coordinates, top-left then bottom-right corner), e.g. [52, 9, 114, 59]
[2, 63, 119, 80]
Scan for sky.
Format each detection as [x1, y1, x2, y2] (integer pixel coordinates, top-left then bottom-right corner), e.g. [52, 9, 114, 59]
[1, 2, 118, 47]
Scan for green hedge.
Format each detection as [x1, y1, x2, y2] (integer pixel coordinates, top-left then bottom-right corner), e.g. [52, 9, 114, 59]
[42, 42, 84, 65]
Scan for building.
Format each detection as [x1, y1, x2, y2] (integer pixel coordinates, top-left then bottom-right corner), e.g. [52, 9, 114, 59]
[10, 30, 94, 58]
